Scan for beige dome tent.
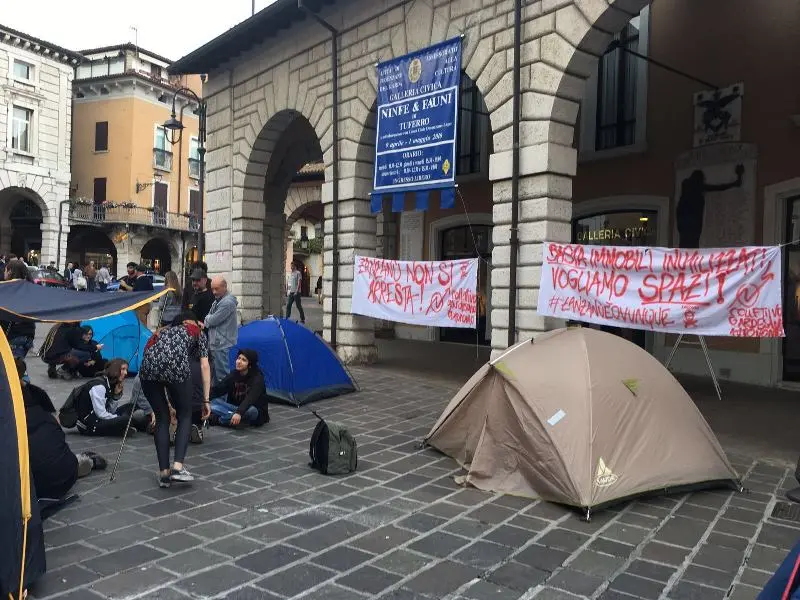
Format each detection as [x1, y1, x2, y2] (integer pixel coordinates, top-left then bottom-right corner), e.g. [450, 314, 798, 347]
[425, 327, 740, 515]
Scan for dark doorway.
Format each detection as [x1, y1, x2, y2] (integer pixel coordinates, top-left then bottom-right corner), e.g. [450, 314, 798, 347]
[783, 197, 800, 382]
[10, 197, 43, 265]
[141, 238, 172, 274]
[439, 224, 490, 345]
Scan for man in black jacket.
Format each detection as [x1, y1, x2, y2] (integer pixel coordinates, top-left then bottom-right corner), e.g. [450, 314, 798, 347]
[209, 349, 269, 427]
[16, 359, 106, 501]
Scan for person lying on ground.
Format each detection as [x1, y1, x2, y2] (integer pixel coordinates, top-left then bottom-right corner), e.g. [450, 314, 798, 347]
[74, 358, 140, 436]
[209, 349, 270, 428]
[16, 359, 106, 502]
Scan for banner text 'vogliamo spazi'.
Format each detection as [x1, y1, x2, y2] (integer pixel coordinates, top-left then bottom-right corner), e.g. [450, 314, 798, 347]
[536, 242, 784, 337]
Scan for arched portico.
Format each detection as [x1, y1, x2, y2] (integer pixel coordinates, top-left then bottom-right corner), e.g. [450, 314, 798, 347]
[189, 0, 656, 362]
[0, 186, 54, 266]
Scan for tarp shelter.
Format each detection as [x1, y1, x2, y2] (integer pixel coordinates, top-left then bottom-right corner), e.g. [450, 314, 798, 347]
[425, 327, 740, 514]
[0, 279, 166, 599]
[81, 311, 152, 374]
[231, 318, 356, 406]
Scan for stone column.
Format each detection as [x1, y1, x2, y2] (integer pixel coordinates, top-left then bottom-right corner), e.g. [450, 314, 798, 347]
[230, 195, 265, 324]
[322, 176, 377, 363]
[260, 209, 286, 319]
[489, 146, 575, 356]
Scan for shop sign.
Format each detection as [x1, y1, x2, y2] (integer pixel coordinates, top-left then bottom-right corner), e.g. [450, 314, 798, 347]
[370, 38, 462, 213]
[351, 255, 478, 328]
[537, 242, 784, 338]
[575, 226, 653, 243]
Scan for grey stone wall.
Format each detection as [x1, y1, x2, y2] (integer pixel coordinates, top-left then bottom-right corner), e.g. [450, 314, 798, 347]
[202, 0, 649, 362]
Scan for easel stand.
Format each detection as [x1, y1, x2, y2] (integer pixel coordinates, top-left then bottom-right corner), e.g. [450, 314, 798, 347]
[664, 334, 723, 402]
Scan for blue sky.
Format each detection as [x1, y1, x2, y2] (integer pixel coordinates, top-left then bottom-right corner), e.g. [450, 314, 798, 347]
[3, 0, 279, 61]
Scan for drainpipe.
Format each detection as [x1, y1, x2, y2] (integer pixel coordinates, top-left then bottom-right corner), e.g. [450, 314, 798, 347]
[298, 0, 339, 349]
[507, 0, 521, 348]
[57, 199, 71, 268]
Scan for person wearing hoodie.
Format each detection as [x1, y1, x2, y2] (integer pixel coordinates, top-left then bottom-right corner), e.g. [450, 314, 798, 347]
[203, 276, 238, 385]
[74, 359, 136, 436]
[209, 349, 270, 427]
[16, 359, 106, 502]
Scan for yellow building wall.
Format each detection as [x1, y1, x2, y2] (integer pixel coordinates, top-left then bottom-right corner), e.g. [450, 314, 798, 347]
[72, 90, 200, 215]
[72, 97, 135, 203]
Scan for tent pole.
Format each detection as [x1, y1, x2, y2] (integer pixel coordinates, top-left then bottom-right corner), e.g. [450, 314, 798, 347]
[275, 318, 297, 405]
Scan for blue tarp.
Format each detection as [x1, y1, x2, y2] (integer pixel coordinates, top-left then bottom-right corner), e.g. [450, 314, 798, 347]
[81, 311, 152, 374]
[230, 318, 356, 406]
[0, 279, 166, 322]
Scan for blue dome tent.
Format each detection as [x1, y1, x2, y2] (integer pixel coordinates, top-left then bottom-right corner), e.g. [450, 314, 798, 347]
[81, 310, 152, 374]
[231, 318, 357, 406]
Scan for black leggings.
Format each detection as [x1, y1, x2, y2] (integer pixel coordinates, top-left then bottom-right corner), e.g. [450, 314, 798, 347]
[141, 379, 192, 471]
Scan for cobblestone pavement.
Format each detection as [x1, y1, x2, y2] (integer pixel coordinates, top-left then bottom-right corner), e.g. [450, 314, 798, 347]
[23, 357, 799, 600]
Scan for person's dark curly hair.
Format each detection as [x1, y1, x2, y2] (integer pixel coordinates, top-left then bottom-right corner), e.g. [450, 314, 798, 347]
[5, 259, 32, 281]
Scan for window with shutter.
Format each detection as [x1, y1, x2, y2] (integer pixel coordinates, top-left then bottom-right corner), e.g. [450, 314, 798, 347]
[95, 121, 108, 152]
[153, 182, 168, 227]
[93, 178, 107, 202]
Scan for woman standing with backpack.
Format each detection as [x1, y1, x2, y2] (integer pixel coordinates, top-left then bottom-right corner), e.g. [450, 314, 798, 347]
[139, 310, 211, 487]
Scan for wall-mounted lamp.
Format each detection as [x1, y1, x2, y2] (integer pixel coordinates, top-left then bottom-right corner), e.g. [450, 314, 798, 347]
[135, 172, 163, 193]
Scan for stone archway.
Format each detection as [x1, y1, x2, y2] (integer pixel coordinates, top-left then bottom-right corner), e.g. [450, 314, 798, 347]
[140, 237, 175, 274]
[0, 187, 49, 265]
[66, 225, 118, 272]
[235, 110, 325, 321]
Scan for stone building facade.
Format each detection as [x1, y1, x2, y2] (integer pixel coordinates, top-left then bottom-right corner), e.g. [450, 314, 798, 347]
[0, 25, 82, 267]
[169, 0, 659, 363]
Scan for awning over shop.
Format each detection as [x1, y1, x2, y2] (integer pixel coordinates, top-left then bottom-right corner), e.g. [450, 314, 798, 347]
[0, 280, 168, 323]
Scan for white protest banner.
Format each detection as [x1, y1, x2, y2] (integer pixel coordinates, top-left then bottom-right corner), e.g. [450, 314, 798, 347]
[352, 256, 479, 328]
[537, 242, 784, 337]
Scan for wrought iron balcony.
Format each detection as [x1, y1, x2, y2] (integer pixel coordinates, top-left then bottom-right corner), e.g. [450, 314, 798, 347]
[153, 147, 173, 171]
[69, 201, 197, 232]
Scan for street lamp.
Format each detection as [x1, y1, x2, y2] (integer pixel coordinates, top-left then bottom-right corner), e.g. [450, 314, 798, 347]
[163, 87, 206, 259]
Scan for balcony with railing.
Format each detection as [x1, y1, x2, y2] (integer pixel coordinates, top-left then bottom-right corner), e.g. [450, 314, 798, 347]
[69, 201, 199, 232]
[153, 148, 173, 171]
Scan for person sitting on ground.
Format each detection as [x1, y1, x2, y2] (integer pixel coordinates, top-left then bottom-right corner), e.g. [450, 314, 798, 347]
[209, 349, 270, 427]
[72, 326, 106, 377]
[56, 325, 106, 380]
[75, 358, 139, 436]
[42, 322, 81, 378]
[16, 359, 106, 502]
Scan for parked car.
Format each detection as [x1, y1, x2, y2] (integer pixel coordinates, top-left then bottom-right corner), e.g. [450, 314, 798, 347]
[106, 274, 165, 292]
[28, 267, 69, 288]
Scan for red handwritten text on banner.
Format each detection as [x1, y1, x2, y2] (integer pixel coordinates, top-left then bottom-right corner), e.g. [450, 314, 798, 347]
[537, 243, 784, 337]
[352, 256, 479, 328]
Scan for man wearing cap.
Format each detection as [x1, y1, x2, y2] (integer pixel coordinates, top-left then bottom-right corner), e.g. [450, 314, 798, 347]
[189, 268, 214, 323]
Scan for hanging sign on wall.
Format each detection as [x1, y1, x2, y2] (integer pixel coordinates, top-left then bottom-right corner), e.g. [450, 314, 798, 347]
[351, 255, 478, 328]
[537, 242, 784, 338]
[370, 37, 462, 213]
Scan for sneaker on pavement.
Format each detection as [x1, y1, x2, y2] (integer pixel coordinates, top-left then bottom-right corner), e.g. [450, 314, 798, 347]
[158, 472, 171, 488]
[170, 467, 194, 483]
[83, 451, 107, 470]
[190, 424, 203, 444]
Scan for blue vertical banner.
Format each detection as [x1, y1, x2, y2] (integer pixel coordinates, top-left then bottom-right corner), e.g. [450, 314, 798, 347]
[371, 38, 462, 212]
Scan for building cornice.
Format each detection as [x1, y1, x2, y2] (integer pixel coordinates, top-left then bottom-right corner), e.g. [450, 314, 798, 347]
[0, 24, 83, 65]
[73, 72, 201, 107]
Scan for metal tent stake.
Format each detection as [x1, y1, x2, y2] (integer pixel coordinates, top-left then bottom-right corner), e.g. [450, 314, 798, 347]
[664, 334, 723, 402]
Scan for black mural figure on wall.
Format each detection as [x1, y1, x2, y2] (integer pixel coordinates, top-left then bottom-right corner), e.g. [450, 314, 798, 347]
[676, 164, 745, 248]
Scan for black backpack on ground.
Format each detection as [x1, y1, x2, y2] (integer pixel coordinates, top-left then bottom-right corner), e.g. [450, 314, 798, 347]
[308, 411, 357, 476]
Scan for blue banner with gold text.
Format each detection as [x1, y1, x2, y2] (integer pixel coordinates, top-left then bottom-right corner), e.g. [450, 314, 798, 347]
[371, 37, 462, 213]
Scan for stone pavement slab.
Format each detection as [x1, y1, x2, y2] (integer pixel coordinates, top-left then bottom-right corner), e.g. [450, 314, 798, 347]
[17, 347, 799, 600]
